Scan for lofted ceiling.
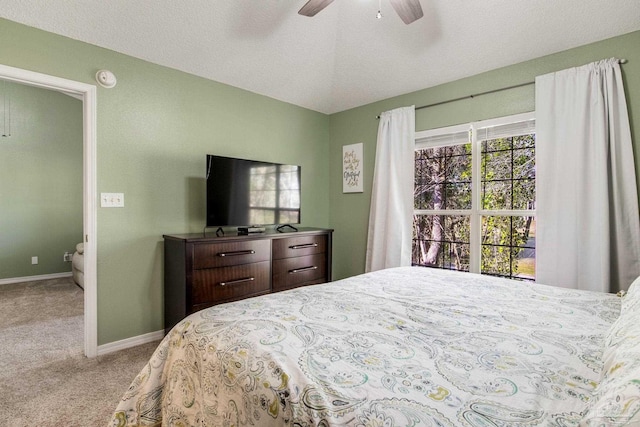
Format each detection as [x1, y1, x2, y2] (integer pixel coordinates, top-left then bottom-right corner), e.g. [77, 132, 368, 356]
[0, 0, 639, 114]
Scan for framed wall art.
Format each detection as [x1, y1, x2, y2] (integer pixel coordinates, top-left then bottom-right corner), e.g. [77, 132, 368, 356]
[343, 143, 363, 193]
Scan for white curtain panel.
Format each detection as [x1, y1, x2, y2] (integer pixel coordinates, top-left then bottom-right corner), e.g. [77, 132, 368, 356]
[365, 106, 415, 272]
[536, 58, 640, 292]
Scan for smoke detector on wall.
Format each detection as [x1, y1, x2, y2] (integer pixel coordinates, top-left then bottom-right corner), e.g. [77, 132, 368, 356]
[95, 70, 117, 88]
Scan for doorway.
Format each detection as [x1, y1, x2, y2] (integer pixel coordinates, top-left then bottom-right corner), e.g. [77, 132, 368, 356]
[0, 64, 97, 357]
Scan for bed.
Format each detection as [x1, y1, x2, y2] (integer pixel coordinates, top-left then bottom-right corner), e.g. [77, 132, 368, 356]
[110, 266, 640, 426]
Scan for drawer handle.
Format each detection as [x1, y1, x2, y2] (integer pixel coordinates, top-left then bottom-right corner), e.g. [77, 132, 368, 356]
[289, 266, 318, 274]
[289, 243, 318, 250]
[219, 277, 255, 286]
[218, 250, 256, 257]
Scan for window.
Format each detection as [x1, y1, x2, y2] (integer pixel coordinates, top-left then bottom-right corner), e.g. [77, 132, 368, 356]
[412, 112, 536, 281]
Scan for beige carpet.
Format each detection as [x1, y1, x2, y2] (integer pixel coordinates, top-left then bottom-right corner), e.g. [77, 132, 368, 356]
[0, 277, 159, 427]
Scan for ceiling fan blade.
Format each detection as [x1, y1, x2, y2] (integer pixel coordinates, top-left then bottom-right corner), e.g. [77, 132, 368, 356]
[298, 0, 335, 17]
[389, 0, 424, 24]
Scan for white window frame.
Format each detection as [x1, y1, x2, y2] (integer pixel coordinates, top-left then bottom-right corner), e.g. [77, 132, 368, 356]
[414, 111, 536, 275]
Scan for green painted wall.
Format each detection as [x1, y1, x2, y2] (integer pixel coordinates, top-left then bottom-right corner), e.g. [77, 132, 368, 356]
[2, 16, 638, 345]
[328, 30, 640, 281]
[0, 18, 330, 345]
[0, 83, 83, 279]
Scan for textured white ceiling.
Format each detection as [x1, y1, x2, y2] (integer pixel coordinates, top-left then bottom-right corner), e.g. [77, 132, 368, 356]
[1, 0, 639, 114]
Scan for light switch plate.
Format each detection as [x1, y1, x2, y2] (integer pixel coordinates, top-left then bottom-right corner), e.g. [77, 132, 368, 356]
[101, 192, 124, 208]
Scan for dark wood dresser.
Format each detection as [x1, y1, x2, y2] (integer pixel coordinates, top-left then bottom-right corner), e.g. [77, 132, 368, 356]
[163, 227, 333, 333]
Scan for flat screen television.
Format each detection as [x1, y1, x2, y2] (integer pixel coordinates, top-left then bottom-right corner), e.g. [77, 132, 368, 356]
[206, 155, 301, 227]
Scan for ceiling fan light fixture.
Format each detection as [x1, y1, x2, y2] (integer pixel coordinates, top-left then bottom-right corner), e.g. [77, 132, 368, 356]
[298, 0, 423, 24]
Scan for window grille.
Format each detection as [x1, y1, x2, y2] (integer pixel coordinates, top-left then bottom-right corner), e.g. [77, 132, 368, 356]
[413, 112, 536, 281]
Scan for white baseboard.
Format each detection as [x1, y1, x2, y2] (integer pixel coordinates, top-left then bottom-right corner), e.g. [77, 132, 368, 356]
[97, 329, 164, 356]
[0, 272, 72, 286]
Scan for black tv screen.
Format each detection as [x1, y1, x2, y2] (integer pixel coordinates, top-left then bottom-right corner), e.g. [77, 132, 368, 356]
[206, 155, 301, 227]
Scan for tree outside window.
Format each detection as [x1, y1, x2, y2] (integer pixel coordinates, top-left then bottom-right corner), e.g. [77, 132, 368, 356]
[412, 114, 536, 281]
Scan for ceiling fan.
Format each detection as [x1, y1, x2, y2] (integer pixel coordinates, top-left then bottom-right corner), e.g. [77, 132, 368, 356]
[298, 0, 424, 24]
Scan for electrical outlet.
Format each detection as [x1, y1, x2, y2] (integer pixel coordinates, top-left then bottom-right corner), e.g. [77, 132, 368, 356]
[64, 252, 73, 262]
[101, 192, 124, 208]
[31, 256, 38, 265]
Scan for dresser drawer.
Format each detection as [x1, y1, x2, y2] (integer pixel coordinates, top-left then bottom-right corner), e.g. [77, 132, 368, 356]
[193, 239, 270, 269]
[192, 261, 271, 304]
[272, 254, 326, 291]
[272, 235, 326, 260]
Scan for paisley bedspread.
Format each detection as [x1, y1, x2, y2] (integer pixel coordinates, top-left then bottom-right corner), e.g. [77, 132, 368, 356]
[110, 266, 620, 427]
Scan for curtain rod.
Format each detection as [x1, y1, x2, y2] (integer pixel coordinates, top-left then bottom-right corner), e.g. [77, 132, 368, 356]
[375, 58, 628, 119]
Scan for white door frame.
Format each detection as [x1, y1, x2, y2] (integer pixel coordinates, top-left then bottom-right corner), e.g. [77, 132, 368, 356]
[0, 64, 98, 357]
